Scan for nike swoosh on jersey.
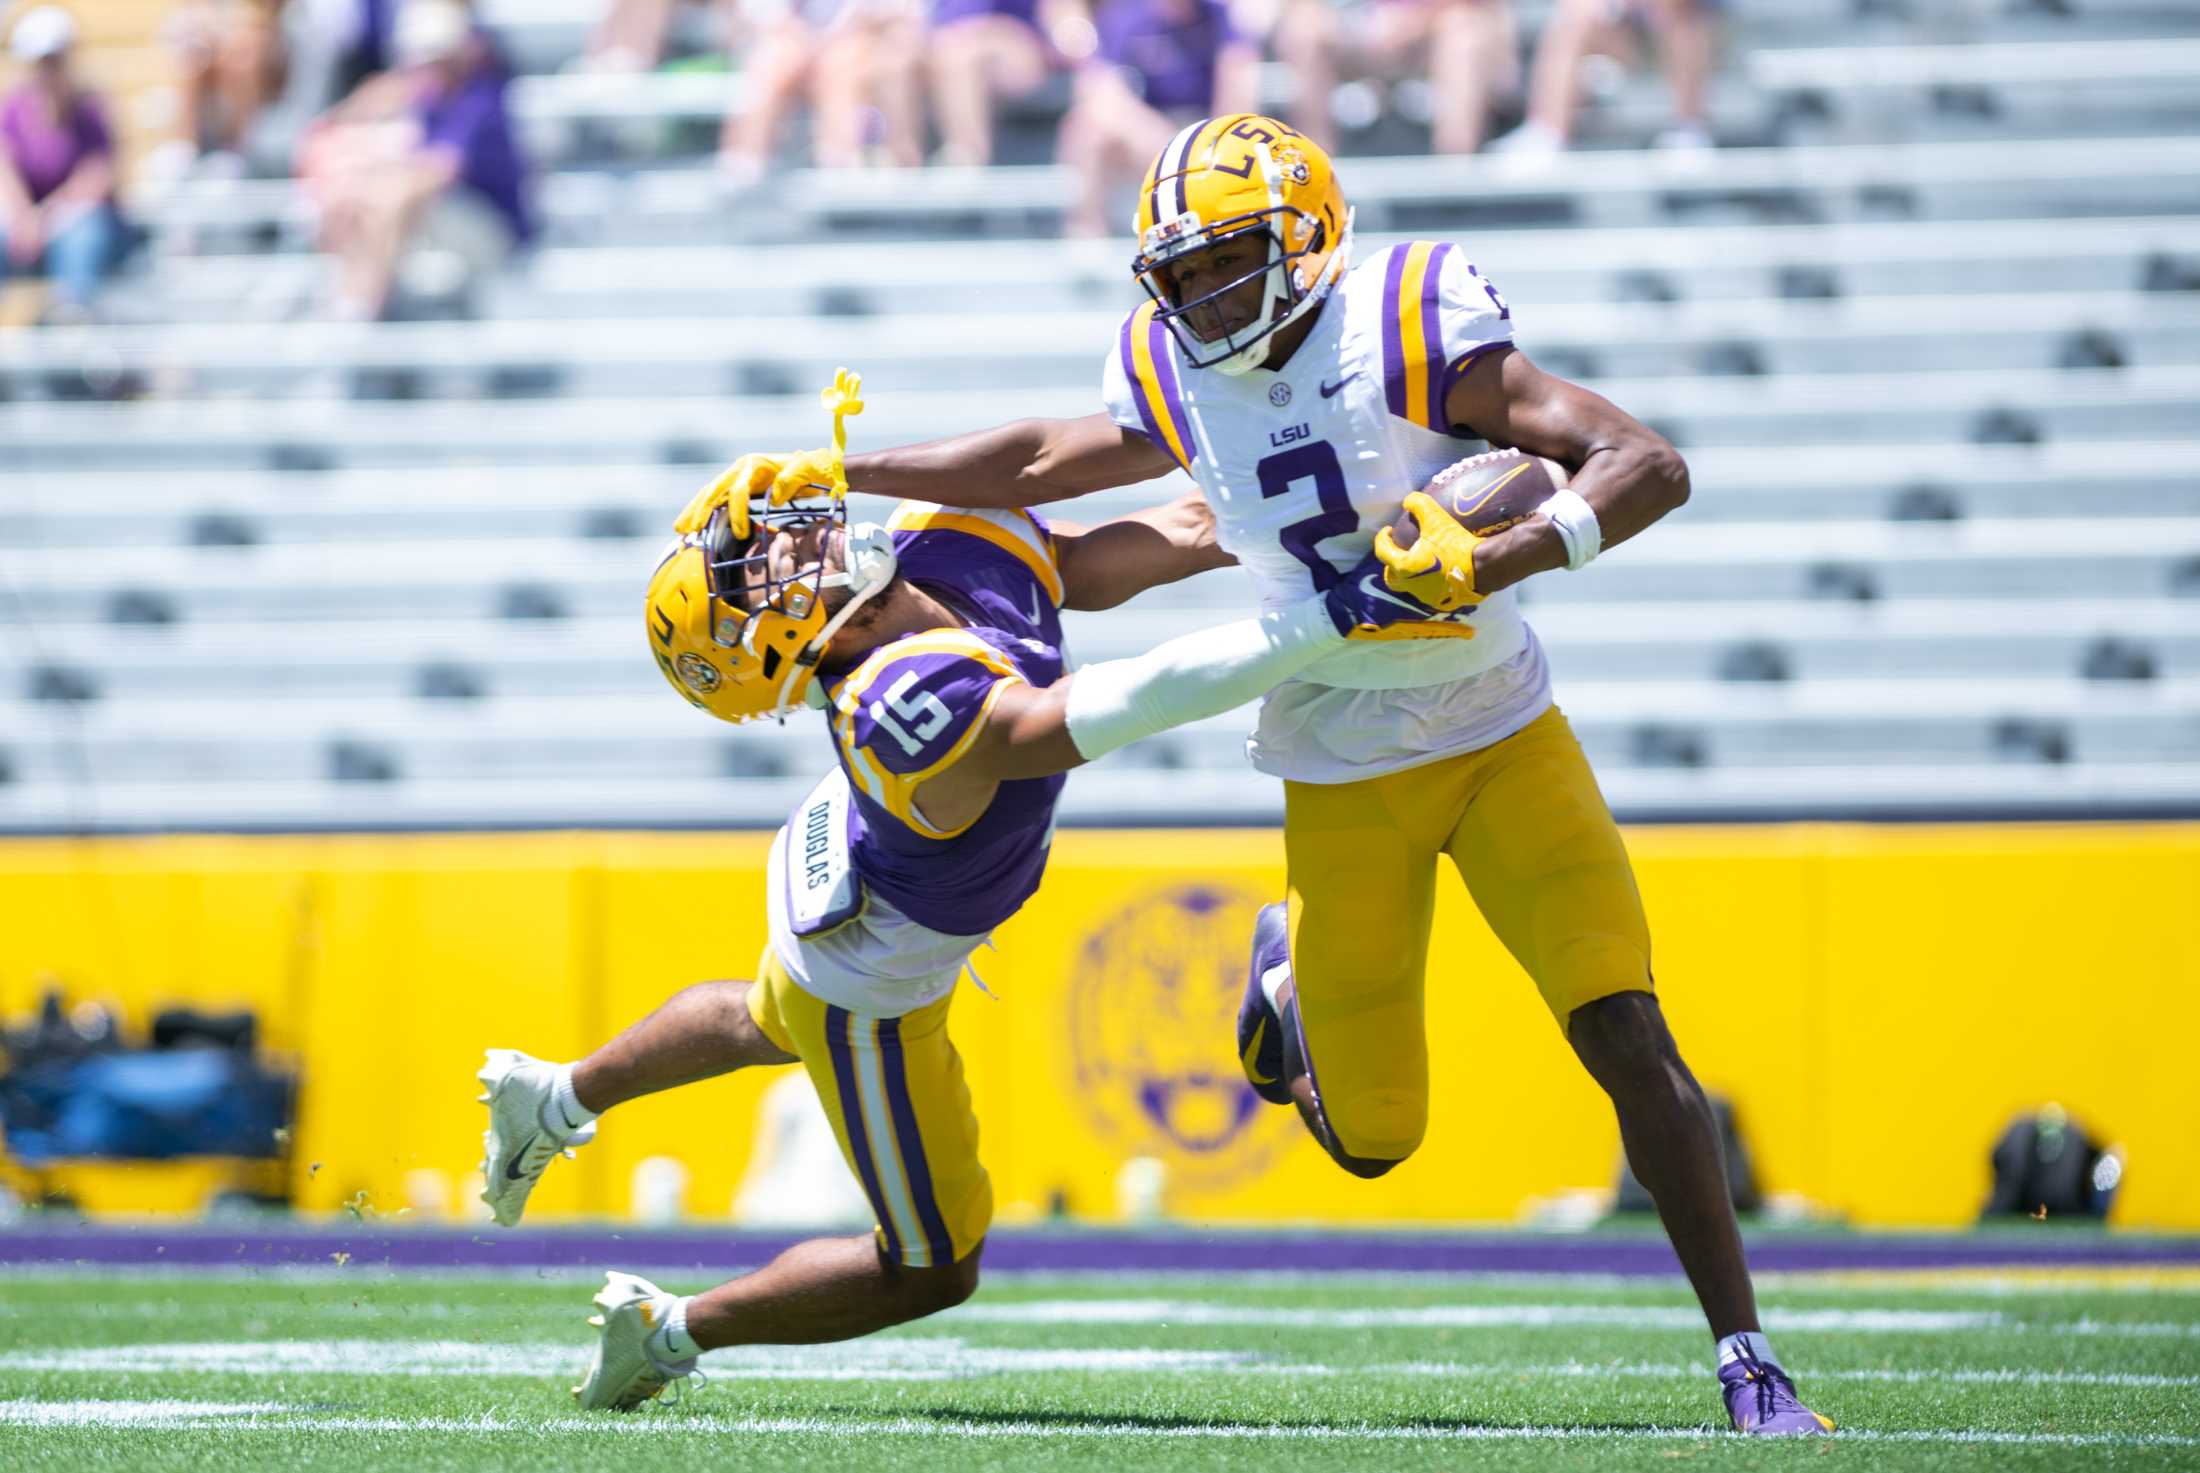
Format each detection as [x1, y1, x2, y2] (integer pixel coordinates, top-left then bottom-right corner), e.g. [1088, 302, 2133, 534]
[1319, 374, 1360, 399]
[1025, 584, 1047, 627]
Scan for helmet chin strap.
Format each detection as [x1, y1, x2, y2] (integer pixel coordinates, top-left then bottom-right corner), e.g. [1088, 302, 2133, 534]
[1209, 144, 1354, 376]
[770, 520, 898, 720]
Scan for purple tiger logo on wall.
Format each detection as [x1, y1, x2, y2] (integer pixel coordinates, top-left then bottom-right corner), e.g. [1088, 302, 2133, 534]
[1066, 883, 1299, 1192]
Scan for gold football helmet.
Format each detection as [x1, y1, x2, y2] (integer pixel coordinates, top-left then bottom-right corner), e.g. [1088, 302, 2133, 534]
[1131, 114, 1353, 375]
[645, 371, 895, 724]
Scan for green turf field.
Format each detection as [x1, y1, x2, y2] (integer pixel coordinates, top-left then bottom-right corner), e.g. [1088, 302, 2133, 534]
[3, 1267, 2196, 1470]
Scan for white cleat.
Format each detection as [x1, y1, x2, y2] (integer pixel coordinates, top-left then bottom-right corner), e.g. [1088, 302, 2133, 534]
[573, 1271, 699, 1412]
[476, 1048, 595, 1228]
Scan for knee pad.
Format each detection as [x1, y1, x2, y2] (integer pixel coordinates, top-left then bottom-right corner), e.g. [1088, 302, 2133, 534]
[1321, 1085, 1427, 1166]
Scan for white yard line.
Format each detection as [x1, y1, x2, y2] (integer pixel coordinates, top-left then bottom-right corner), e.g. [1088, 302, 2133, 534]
[0, 1338, 1263, 1381]
[10, 1338, 2196, 1392]
[0, 1400, 287, 1426]
[2067, 1317, 2200, 1338]
[0, 1401, 2192, 1448]
[1758, 1268, 2200, 1295]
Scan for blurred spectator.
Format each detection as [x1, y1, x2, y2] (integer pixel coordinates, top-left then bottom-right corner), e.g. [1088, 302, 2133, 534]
[249, 0, 401, 164]
[296, 0, 532, 320]
[717, 0, 927, 182]
[0, 7, 127, 320]
[1057, 0, 1258, 237]
[1273, 0, 1516, 156]
[334, 0, 401, 93]
[587, 0, 740, 73]
[1493, 0, 1716, 158]
[927, 0, 1068, 167]
[167, 0, 291, 173]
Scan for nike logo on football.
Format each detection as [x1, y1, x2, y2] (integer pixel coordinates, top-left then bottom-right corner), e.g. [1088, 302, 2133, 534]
[1319, 374, 1359, 399]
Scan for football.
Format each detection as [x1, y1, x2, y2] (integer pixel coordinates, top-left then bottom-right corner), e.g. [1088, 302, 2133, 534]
[1390, 448, 1570, 549]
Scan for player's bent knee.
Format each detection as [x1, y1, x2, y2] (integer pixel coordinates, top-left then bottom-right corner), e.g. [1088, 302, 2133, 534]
[1568, 991, 1691, 1098]
[895, 1245, 983, 1318]
[1330, 1147, 1405, 1180]
[1567, 990, 1672, 1061]
[1323, 1089, 1427, 1176]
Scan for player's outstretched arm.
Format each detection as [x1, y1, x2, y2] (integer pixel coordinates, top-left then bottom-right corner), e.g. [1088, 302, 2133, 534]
[1052, 489, 1238, 611]
[905, 560, 1458, 830]
[1443, 346, 1692, 595]
[844, 412, 1179, 509]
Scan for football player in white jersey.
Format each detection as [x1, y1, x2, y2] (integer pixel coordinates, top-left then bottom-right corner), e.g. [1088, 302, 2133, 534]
[689, 116, 1831, 1436]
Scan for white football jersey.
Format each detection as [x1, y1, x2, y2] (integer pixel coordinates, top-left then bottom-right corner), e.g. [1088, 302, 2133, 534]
[1101, 240, 1555, 783]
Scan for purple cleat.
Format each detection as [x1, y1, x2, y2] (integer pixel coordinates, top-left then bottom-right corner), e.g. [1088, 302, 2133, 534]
[1720, 1350, 1835, 1436]
[1235, 901, 1296, 1107]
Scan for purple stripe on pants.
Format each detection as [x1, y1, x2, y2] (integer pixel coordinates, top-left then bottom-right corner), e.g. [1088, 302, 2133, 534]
[879, 1014, 957, 1267]
[825, 1005, 900, 1263]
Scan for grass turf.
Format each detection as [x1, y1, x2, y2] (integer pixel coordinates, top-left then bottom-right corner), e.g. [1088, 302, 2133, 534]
[2, 1265, 2196, 1471]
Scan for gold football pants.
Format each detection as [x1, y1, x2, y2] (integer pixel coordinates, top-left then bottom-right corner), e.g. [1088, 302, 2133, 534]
[746, 949, 991, 1267]
[1283, 704, 1654, 1163]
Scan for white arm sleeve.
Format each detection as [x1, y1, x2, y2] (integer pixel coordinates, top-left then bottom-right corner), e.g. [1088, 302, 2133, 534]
[1064, 599, 1345, 761]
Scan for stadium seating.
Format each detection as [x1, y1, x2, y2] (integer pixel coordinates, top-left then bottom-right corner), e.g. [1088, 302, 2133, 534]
[2, 0, 2196, 830]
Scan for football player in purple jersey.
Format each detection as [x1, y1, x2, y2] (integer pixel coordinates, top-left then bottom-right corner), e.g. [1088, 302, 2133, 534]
[476, 377, 1479, 1410]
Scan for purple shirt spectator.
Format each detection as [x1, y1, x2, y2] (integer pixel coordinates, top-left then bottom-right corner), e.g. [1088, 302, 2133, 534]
[1095, 0, 1244, 113]
[1, 84, 110, 204]
[414, 56, 532, 243]
[931, 0, 1040, 28]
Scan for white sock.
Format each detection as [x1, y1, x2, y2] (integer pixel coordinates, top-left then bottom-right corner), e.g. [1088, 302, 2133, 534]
[648, 1296, 700, 1362]
[1717, 1331, 1782, 1371]
[543, 1063, 598, 1136]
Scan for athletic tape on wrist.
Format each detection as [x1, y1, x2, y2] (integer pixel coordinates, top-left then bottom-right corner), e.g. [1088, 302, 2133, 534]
[1538, 489, 1602, 570]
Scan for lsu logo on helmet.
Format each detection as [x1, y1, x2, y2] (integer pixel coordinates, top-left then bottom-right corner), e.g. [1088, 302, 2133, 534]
[644, 499, 897, 726]
[1131, 114, 1354, 375]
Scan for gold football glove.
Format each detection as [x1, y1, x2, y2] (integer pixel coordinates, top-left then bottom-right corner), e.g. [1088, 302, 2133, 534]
[673, 452, 782, 535]
[765, 369, 867, 507]
[1372, 491, 1486, 614]
[669, 369, 869, 532]
[763, 445, 848, 507]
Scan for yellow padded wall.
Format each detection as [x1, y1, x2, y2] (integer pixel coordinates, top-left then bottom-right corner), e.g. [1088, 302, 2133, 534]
[0, 824, 2194, 1227]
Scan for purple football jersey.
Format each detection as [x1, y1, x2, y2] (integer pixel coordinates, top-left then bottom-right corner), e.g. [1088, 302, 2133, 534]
[821, 506, 1068, 936]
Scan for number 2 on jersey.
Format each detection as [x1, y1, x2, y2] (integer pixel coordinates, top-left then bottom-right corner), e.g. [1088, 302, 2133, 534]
[1257, 440, 1355, 592]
